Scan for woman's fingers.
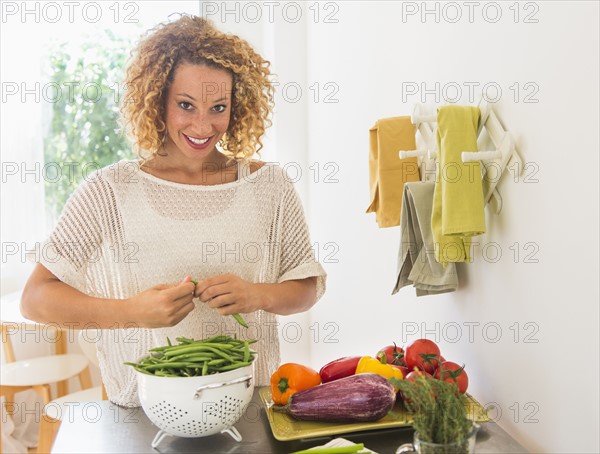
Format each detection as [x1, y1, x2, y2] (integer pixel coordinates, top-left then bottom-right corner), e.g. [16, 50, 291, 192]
[190, 274, 255, 315]
[194, 274, 233, 297]
[165, 279, 196, 300]
[197, 282, 232, 302]
[171, 299, 196, 323]
[206, 293, 236, 310]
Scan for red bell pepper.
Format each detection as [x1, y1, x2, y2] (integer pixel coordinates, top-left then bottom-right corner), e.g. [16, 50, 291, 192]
[319, 356, 362, 383]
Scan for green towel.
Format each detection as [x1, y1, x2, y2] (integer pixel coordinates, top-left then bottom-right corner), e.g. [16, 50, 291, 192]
[393, 182, 458, 296]
[432, 106, 486, 265]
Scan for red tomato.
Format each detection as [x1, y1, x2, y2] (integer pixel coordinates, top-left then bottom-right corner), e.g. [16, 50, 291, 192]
[429, 355, 445, 371]
[376, 344, 406, 366]
[401, 370, 433, 403]
[405, 370, 432, 382]
[404, 339, 441, 374]
[434, 361, 469, 394]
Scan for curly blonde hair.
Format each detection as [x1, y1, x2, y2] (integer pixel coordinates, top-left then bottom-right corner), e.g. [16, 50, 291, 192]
[120, 15, 274, 161]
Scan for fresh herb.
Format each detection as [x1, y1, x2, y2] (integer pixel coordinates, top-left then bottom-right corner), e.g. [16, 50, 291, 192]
[391, 375, 474, 452]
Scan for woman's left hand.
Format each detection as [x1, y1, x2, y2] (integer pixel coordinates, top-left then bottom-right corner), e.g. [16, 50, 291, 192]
[194, 274, 264, 315]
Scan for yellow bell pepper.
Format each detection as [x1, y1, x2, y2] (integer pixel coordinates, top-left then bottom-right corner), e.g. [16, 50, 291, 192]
[355, 356, 404, 391]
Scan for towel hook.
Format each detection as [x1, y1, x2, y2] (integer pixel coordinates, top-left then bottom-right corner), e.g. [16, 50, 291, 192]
[410, 103, 437, 125]
[399, 149, 438, 160]
[461, 134, 511, 163]
[401, 104, 438, 161]
[399, 149, 425, 159]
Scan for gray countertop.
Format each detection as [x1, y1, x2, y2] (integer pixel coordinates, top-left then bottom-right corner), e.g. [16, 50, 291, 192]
[51, 390, 528, 454]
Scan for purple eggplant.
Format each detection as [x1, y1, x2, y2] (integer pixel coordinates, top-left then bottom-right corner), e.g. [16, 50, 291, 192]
[276, 373, 396, 422]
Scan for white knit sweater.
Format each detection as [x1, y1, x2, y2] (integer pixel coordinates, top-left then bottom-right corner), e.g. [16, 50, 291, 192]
[39, 159, 326, 407]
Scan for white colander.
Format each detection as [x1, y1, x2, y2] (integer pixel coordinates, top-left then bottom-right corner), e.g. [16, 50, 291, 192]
[136, 364, 254, 448]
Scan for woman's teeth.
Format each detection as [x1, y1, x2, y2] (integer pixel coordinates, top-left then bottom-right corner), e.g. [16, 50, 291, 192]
[186, 135, 209, 144]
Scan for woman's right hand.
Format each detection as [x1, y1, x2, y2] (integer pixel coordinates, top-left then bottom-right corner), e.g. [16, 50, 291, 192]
[126, 276, 196, 328]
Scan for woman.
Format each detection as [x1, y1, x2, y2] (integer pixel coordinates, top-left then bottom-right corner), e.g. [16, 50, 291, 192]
[20, 15, 326, 407]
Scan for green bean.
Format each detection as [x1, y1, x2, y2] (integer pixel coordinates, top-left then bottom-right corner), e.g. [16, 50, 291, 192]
[232, 313, 248, 328]
[161, 343, 235, 354]
[150, 338, 236, 354]
[176, 337, 233, 347]
[125, 335, 257, 377]
[214, 361, 251, 372]
[203, 346, 234, 361]
[161, 347, 220, 357]
[124, 362, 153, 375]
[203, 335, 232, 343]
[229, 343, 257, 353]
[143, 362, 203, 371]
[231, 341, 252, 351]
[163, 347, 231, 360]
[167, 342, 235, 350]
[230, 348, 256, 358]
[205, 359, 224, 366]
[227, 354, 245, 363]
[165, 355, 213, 362]
[155, 370, 178, 377]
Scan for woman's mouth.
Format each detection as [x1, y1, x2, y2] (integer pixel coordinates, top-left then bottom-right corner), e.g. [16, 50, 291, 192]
[183, 133, 213, 149]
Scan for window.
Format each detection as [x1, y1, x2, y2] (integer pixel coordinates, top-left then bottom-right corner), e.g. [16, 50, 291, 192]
[0, 3, 208, 292]
[43, 29, 134, 223]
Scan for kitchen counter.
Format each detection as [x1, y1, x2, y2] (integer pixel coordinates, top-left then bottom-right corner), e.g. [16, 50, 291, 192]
[51, 389, 528, 453]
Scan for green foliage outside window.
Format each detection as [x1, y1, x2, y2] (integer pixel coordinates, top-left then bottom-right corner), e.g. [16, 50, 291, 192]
[44, 29, 135, 221]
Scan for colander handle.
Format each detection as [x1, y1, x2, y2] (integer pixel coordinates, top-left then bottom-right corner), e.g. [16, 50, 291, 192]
[193, 375, 252, 399]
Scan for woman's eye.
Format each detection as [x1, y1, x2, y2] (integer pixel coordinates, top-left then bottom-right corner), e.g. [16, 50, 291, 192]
[178, 101, 193, 110]
[212, 104, 227, 113]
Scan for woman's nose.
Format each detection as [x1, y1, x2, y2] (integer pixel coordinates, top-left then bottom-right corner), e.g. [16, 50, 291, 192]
[191, 113, 213, 136]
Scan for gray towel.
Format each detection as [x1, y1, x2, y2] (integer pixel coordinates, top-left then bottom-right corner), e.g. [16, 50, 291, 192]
[392, 182, 458, 296]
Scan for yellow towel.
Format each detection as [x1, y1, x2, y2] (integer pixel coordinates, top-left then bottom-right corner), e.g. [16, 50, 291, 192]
[366, 117, 420, 228]
[432, 106, 486, 265]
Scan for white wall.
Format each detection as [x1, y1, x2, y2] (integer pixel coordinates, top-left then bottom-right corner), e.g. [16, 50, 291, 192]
[303, 2, 599, 453]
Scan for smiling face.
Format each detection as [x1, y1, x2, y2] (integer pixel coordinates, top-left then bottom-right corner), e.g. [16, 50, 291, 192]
[162, 63, 233, 163]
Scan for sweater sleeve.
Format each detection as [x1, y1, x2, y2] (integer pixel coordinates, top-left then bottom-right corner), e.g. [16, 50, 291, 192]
[276, 179, 327, 302]
[36, 174, 111, 293]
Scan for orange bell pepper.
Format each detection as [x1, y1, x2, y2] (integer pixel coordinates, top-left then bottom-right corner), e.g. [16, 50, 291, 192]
[270, 363, 322, 405]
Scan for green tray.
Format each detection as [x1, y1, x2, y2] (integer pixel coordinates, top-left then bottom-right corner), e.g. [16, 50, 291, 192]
[258, 387, 490, 441]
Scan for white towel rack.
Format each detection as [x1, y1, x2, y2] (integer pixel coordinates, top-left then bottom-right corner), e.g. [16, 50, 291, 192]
[398, 99, 524, 214]
[398, 104, 438, 183]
